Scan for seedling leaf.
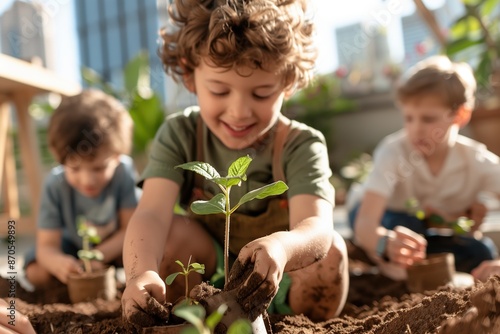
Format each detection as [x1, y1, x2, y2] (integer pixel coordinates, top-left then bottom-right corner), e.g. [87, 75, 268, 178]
[176, 161, 221, 180]
[237, 181, 288, 207]
[211, 176, 242, 188]
[228, 155, 251, 178]
[191, 194, 226, 215]
[205, 304, 227, 330]
[165, 272, 181, 285]
[190, 263, 205, 274]
[227, 319, 253, 334]
[173, 304, 206, 330]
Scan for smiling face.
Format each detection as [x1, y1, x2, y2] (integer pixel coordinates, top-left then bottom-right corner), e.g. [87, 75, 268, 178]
[191, 59, 287, 150]
[401, 95, 460, 157]
[64, 150, 120, 198]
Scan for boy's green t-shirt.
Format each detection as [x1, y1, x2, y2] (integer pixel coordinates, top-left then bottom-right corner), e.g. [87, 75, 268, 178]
[140, 107, 334, 215]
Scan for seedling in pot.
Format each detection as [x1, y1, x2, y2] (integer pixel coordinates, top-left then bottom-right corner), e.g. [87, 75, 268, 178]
[173, 303, 251, 334]
[176, 155, 288, 285]
[165, 255, 205, 305]
[76, 216, 104, 273]
[405, 198, 474, 235]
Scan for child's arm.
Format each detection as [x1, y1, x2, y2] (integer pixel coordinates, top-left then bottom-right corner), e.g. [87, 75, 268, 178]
[121, 178, 179, 320]
[354, 191, 426, 267]
[36, 229, 82, 284]
[94, 207, 135, 265]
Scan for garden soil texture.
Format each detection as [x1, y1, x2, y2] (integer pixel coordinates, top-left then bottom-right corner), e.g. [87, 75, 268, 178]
[2, 241, 500, 334]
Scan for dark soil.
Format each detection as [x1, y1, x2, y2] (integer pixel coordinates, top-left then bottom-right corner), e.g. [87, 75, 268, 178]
[2, 241, 500, 333]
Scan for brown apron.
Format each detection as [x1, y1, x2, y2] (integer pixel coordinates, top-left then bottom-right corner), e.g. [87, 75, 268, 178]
[188, 115, 297, 256]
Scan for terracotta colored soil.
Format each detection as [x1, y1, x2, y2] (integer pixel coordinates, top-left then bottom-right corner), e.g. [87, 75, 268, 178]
[2, 241, 500, 333]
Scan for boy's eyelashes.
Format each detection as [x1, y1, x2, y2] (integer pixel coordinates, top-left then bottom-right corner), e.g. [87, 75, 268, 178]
[209, 91, 272, 100]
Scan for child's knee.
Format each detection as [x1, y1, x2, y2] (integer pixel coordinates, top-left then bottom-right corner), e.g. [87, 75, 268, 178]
[25, 262, 53, 288]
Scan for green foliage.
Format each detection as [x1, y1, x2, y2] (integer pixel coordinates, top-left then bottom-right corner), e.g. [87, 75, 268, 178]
[173, 303, 252, 334]
[445, 0, 500, 88]
[76, 216, 103, 273]
[176, 155, 288, 285]
[405, 198, 475, 235]
[82, 50, 166, 155]
[165, 256, 205, 303]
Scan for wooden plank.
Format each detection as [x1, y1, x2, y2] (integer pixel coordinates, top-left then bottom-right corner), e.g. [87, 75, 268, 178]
[0, 53, 81, 96]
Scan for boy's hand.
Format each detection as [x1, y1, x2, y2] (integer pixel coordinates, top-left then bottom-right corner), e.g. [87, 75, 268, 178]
[0, 299, 36, 334]
[386, 226, 426, 267]
[471, 260, 500, 282]
[465, 202, 487, 232]
[55, 255, 83, 284]
[121, 271, 168, 329]
[227, 237, 287, 320]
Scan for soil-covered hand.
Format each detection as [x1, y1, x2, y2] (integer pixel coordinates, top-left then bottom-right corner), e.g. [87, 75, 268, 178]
[121, 271, 170, 331]
[0, 299, 36, 334]
[227, 237, 286, 320]
[386, 226, 427, 267]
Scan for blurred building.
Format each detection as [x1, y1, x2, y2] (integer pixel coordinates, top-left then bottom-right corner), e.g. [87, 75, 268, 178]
[400, 0, 463, 69]
[74, 0, 166, 101]
[0, 0, 54, 69]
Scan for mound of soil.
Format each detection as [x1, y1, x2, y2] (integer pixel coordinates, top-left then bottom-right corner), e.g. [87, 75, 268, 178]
[2, 241, 500, 333]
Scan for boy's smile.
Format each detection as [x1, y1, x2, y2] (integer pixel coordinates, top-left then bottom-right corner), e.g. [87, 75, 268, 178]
[192, 59, 287, 150]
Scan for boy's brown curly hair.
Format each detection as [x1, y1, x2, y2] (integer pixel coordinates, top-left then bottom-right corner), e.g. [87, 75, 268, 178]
[159, 0, 316, 91]
[48, 89, 133, 164]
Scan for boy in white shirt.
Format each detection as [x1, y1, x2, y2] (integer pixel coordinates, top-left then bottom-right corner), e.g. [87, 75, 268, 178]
[348, 56, 500, 279]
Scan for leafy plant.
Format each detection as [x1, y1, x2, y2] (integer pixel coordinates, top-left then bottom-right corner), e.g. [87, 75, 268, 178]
[165, 256, 205, 304]
[445, 0, 499, 92]
[76, 216, 103, 273]
[173, 303, 252, 334]
[176, 155, 288, 285]
[82, 51, 166, 157]
[405, 198, 475, 235]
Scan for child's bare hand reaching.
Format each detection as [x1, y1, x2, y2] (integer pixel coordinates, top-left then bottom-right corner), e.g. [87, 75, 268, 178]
[227, 237, 287, 320]
[56, 255, 83, 284]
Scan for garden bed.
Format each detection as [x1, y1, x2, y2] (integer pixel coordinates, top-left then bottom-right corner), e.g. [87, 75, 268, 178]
[2, 241, 499, 333]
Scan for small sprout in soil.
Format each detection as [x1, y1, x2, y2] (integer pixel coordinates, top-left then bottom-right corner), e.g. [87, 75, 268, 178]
[176, 155, 288, 285]
[405, 198, 475, 234]
[76, 216, 103, 273]
[165, 255, 205, 304]
[173, 303, 251, 334]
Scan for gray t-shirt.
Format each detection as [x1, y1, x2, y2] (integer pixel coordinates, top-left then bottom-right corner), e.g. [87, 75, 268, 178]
[38, 155, 140, 249]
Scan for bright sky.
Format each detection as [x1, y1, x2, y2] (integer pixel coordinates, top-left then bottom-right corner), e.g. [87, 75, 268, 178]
[0, 0, 446, 82]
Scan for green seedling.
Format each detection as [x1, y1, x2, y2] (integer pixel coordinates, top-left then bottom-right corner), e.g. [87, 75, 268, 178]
[76, 216, 103, 273]
[165, 255, 206, 304]
[173, 303, 251, 334]
[405, 198, 474, 235]
[176, 155, 288, 285]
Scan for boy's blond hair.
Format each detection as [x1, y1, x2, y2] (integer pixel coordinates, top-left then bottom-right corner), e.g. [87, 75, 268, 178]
[48, 89, 133, 164]
[396, 55, 476, 111]
[159, 0, 316, 91]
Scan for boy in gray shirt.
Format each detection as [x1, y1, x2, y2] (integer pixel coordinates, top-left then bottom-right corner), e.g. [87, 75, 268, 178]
[24, 89, 140, 288]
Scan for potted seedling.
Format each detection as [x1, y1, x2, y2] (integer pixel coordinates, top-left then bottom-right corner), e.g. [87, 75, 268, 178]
[67, 216, 117, 303]
[175, 155, 287, 333]
[406, 198, 475, 235]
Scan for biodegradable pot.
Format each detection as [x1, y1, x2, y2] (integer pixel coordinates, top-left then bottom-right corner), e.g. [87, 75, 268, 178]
[142, 323, 189, 334]
[67, 266, 117, 303]
[406, 253, 455, 293]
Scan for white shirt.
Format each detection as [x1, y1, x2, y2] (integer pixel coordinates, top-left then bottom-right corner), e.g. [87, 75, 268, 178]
[348, 130, 500, 216]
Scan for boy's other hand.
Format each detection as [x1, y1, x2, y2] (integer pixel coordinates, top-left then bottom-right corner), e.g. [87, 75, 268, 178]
[227, 237, 286, 320]
[386, 226, 427, 267]
[121, 271, 167, 327]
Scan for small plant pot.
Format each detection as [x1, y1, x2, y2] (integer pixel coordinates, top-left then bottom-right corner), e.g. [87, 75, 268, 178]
[142, 323, 189, 334]
[406, 253, 455, 293]
[203, 289, 268, 334]
[67, 266, 117, 303]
